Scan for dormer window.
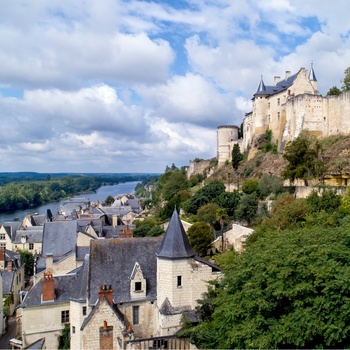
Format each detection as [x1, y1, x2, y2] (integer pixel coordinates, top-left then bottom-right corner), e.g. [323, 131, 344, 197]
[135, 281, 142, 292]
[177, 276, 182, 287]
[130, 262, 146, 299]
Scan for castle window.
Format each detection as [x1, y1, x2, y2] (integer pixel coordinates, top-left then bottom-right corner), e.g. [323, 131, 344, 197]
[61, 310, 70, 323]
[177, 276, 182, 287]
[277, 98, 280, 106]
[268, 102, 270, 108]
[82, 306, 87, 316]
[278, 112, 280, 121]
[133, 306, 139, 325]
[72, 326, 75, 334]
[135, 281, 142, 291]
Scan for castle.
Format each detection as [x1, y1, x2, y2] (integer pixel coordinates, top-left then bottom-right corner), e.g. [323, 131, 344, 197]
[217, 65, 350, 164]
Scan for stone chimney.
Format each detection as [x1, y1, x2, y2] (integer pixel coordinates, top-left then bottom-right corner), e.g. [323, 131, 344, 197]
[98, 284, 114, 305]
[285, 71, 291, 79]
[274, 76, 280, 85]
[42, 271, 55, 302]
[46, 253, 53, 272]
[7, 258, 13, 271]
[0, 247, 5, 270]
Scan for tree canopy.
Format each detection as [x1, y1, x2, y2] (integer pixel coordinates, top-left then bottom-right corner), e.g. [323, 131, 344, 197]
[187, 222, 213, 256]
[231, 143, 243, 170]
[282, 131, 325, 185]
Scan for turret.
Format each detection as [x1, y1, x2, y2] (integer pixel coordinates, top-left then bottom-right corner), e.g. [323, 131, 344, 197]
[308, 62, 318, 91]
[253, 76, 269, 135]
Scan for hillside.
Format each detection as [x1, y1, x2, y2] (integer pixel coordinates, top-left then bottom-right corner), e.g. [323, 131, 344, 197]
[208, 133, 350, 185]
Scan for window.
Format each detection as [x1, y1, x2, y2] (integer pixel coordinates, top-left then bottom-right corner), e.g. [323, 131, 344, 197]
[277, 98, 280, 106]
[177, 276, 182, 287]
[135, 281, 142, 291]
[132, 305, 139, 325]
[72, 326, 75, 334]
[61, 310, 69, 323]
[0, 243, 6, 248]
[0, 234, 5, 240]
[29, 243, 34, 250]
[82, 306, 87, 316]
[19, 273, 21, 283]
[16, 276, 18, 285]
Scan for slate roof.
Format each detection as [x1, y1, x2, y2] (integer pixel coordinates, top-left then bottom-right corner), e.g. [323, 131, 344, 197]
[1, 221, 21, 241]
[157, 209, 196, 259]
[2, 270, 14, 294]
[76, 246, 90, 261]
[71, 254, 89, 302]
[13, 229, 43, 244]
[77, 218, 103, 235]
[21, 274, 78, 307]
[254, 72, 298, 97]
[102, 225, 135, 239]
[24, 337, 45, 349]
[88, 237, 162, 305]
[36, 221, 78, 271]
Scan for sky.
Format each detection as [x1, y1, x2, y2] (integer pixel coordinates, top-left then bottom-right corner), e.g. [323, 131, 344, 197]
[1, 1, 350, 174]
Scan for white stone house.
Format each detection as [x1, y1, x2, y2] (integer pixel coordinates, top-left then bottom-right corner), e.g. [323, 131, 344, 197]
[18, 209, 221, 349]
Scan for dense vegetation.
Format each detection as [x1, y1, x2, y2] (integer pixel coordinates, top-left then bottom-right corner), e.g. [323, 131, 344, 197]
[0, 173, 154, 212]
[181, 188, 350, 349]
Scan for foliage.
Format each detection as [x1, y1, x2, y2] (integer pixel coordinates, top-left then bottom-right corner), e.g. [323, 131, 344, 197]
[158, 169, 189, 201]
[3, 294, 12, 317]
[341, 66, 350, 92]
[339, 187, 350, 215]
[185, 181, 226, 215]
[189, 174, 204, 187]
[261, 129, 278, 153]
[104, 195, 115, 205]
[20, 250, 35, 277]
[258, 174, 284, 199]
[244, 167, 253, 177]
[187, 222, 213, 256]
[242, 179, 259, 195]
[231, 144, 243, 170]
[197, 203, 220, 227]
[327, 86, 342, 96]
[189, 223, 350, 349]
[133, 218, 165, 237]
[258, 194, 310, 232]
[235, 192, 258, 224]
[58, 323, 70, 349]
[212, 190, 241, 218]
[306, 189, 341, 213]
[282, 131, 326, 185]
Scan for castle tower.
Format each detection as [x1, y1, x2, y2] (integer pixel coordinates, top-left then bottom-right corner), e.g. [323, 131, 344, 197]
[253, 76, 270, 135]
[217, 125, 239, 165]
[308, 62, 318, 91]
[156, 208, 196, 309]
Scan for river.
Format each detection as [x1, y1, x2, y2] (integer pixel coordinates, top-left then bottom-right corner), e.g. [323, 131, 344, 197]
[0, 181, 140, 223]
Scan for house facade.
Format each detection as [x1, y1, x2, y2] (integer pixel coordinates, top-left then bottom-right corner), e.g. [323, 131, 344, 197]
[19, 209, 221, 349]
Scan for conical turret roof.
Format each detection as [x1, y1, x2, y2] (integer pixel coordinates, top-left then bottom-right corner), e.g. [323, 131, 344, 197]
[254, 75, 268, 96]
[157, 208, 196, 259]
[308, 62, 317, 81]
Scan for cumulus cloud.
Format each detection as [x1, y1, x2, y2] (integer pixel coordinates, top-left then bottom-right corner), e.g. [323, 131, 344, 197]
[0, 0, 349, 173]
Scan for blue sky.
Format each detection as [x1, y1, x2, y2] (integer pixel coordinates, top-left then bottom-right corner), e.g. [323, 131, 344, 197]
[0, 0, 349, 173]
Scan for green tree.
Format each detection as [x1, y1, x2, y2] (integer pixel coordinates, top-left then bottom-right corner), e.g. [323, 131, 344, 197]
[282, 131, 326, 185]
[212, 190, 241, 218]
[241, 178, 259, 195]
[58, 323, 70, 349]
[327, 86, 342, 96]
[306, 189, 341, 213]
[341, 66, 350, 92]
[20, 250, 35, 278]
[235, 192, 258, 225]
[133, 218, 164, 237]
[105, 195, 115, 205]
[231, 143, 243, 170]
[197, 203, 220, 228]
[188, 223, 350, 349]
[187, 222, 213, 256]
[339, 187, 350, 214]
[258, 174, 284, 199]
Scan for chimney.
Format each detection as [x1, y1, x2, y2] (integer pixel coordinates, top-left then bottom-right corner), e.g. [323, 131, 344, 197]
[285, 71, 291, 79]
[46, 253, 53, 272]
[42, 271, 55, 302]
[98, 284, 114, 305]
[274, 76, 280, 85]
[0, 247, 5, 269]
[7, 258, 13, 271]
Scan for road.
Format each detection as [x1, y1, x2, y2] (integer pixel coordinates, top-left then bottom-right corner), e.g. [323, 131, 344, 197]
[0, 316, 16, 350]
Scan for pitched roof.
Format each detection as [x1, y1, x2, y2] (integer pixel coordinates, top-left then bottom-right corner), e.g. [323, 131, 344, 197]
[71, 254, 89, 301]
[88, 237, 162, 305]
[2, 270, 14, 294]
[156, 209, 196, 259]
[13, 229, 43, 244]
[254, 72, 298, 97]
[21, 274, 78, 307]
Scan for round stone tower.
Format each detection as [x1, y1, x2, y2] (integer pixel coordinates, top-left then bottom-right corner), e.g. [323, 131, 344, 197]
[217, 125, 239, 165]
